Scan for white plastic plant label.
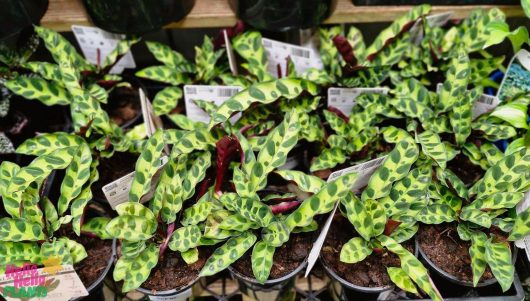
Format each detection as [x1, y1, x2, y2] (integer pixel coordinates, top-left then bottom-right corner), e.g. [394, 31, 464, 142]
[305, 156, 387, 276]
[148, 287, 192, 301]
[71, 25, 136, 74]
[327, 87, 389, 116]
[102, 156, 168, 209]
[184, 85, 243, 123]
[262, 38, 323, 78]
[0, 264, 88, 301]
[498, 49, 530, 102]
[410, 12, 453, 44]
[515, 191, 530, 261]
[224, 30, 238, 76]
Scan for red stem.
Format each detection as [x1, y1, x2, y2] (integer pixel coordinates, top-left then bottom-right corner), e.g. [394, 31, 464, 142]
[159, 223, 175, 257]
[270, 201, 301, 215]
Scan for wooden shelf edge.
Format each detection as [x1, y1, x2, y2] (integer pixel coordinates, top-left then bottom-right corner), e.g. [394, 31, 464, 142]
[41, 0, 524, 32]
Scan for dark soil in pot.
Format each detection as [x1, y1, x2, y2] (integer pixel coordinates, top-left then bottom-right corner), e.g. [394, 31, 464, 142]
[141, 246, 215, 292]
[447, 154, 484, 186]
[321, 215, 414, 288]
[104, 85, 141, 128]
[91, 151, 138, 202]
[231, 231, 313, 280]
[59, 226, 114, 289]
[417, 223, 494, 283]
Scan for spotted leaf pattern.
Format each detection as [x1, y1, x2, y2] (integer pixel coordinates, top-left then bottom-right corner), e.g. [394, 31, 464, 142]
[251, 241, 275, 284]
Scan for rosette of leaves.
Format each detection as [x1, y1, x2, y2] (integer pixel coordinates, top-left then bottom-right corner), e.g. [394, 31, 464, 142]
[326, 126, 445, 299]
[105, 128, 215, 292]
[0, 159, 111, 273]
[0, 34, 39, 154]
[317, 5, 431, 88]
[135, 37, 230, 119]
[392, 8, 507, 88]
[5, 26, 137, 148]
[198, 110, 359, 283]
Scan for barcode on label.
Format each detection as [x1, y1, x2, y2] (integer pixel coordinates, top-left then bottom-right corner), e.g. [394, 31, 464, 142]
[263, 40, 272, 48]
[329, 89, 341, 95]
[327, 156, 387, 182]
[478, 95, 497, 105]
[353, 156, 387, 171]
[217, 88, 240, 97]
[291, 48, 311, 58]
[185, 87, 197, 95]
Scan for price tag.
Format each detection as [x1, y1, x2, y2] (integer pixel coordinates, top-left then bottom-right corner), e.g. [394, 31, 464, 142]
[304, 156, 387, 276]
[0, 265, 88, 301]
[410, 12, 453, 44]
[184, 85, 243, 123]
[516, 191, 530, 261]
[71, 25, 135, 74]
[327, 87, 389, 116]
[102, 156, 168, 209]
[262, 38, 323, 78]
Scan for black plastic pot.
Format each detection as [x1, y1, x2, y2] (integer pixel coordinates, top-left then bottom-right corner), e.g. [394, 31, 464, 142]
[136, 276, 198, 301]
[352, 0, 517, 4]
[0, 0, 48, 48]
[228, 260, 307, 301]
[82, 0, 195, 35]
[416, 237, 521, 298]
[228, 0, 337, 32]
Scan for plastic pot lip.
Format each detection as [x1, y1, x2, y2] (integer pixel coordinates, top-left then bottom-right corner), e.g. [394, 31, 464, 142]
[136, 276, 199, 296]
[415, 234, 518, 288]
[228, 258, 308, 286]
[71, 238, 117, 301]
[319, 253, 393, 293]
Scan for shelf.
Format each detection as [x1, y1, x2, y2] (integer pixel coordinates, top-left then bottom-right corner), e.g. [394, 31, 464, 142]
[41, 0, 524, 32]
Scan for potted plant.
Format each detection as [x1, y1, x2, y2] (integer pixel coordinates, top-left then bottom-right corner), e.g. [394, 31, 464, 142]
[197, 110, 359, 300]
[82, 0, 195, 34]
[228, 0, 337, 32]
[0, 145, 115, 299]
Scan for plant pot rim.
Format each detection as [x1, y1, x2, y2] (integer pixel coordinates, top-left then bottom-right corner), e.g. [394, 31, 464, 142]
[136, 275, 199, 296]
[319, 253, 394, 293]
[415, 232, 518, 288]
[228, 258, 307, 286]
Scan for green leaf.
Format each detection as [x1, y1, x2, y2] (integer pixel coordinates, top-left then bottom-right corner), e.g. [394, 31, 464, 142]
[285, 172, 359, 231]
[508, 207, 530, 241]
[340, 237, 373, 264]
[168, 225, 202, 252]
[6, 77, 71, 106]
[59, 237, 88, 264]
[232, 31, 273, 82]
[135, 66, 190, 85]
[105, 215, 156, 242]
[81, 217, 112, 239]
[114, 243, 159, 292]
[387, 267, 419, 296]
[490, 100, 529, 129]
[0, 242, 40, 263]
[200, 232, 257, 277]
[152, 86, 182, 116]
[208, 78, 319, 128]
[418, 130, 447, 169]
[469, 232, 488, 287]
[251, 241, 275, 284]
[181, 192, 213, 226]
[146, 41, 194, 72]
[274, 170, 325, 193]
[439, 49, 470, 113]
[181, 248, 199, 264]
[58, 143, 92, 215]
[484, 239, 514, 292]
[0, 218, 45, 241]
[101, 38, 140, 70]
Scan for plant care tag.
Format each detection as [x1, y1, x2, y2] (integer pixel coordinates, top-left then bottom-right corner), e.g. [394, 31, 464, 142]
[148, 287, 192, 301]
[71, 25, 135, 74]
[515, 191, 530, 261]
[304, 156, 387, 277]
[498, 49, 530, 102]
[102, 156, 168, 209]
[262, 38, 323, 78]
[410, 12, 453, 44]
[224, 30, 238, 76]
[436, 83, 500, 119]
[0, 264, 88, 301]
[327, 87, 389, 116]
[184, 85, 243, 123]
